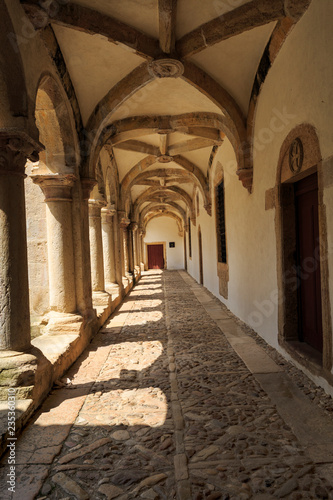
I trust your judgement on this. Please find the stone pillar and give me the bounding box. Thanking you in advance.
[119,212,130,278]
[88,199,107,293]
[128,226,134,274]
[130,222,139,278]
[101,204,117,291]
[113,210,124,295]
[0,137,39,352]
[33,174,77,314]
[73,178,96,318]
[139,227,145,271]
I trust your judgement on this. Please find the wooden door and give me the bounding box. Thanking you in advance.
[198,229,203,285]
[147,244,164,269]
[295,173,323,352]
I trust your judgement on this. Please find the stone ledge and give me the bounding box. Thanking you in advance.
[0,399,34,458]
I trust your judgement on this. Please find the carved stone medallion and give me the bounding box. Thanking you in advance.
[289,137,304,174]
[148,59,184,79]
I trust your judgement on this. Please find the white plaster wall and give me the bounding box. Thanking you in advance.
[186,0,333,352]
[144,217,184,270]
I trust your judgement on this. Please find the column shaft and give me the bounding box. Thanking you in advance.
[101,207,116,287]
[33,175,77,314]
[0,137,39,351]
[89,200,106,292]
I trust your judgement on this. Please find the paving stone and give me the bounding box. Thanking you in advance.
[1,271,333,499]
[52,472,89,500]
[98,483,124,499]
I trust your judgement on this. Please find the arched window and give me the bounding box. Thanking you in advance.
[188,216,192,258]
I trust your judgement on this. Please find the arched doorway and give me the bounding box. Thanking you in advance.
[276,125,331,371]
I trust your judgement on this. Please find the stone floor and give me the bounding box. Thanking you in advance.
[1,270,333,499]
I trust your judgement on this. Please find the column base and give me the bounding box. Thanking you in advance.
[42,311,84,335]
[92,291,111,307]
[105,282,120,298]
[0,349,39,400]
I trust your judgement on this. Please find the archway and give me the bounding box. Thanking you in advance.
[276,124,332,372]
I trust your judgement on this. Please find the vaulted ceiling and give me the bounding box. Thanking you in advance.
[21,0,311,231]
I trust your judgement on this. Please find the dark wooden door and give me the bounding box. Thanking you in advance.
[147,244,164,269]
[198,230,203,285]
[295,173,323,352]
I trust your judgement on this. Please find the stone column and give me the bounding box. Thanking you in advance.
[130,222,139,277]
[33,174,77,314]
[128,226,134,274]
[101,204,117,291]
[73,178,96,318]
[139,227,145,271]
[118,212,130,278]
[113,210,124,295]
[0,137,39,352]
[88,198,107,293]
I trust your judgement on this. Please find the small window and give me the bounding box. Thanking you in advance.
[216,181,227,263]
[188,217,192,258]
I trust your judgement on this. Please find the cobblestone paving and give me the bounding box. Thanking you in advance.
[1,271,333,499]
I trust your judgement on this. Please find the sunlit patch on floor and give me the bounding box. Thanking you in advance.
[78,388,168,427]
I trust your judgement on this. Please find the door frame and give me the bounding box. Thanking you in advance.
[145,242,166,270]
[275,124,332,376]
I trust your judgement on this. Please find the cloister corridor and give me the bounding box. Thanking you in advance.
[1,271,333,500]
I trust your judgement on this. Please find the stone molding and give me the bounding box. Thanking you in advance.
[32,174,77,201]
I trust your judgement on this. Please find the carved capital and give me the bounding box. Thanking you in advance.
[81,178,97,200]
[32,174,77,202]
[0,134,41,177]
[88,198,107,218]
[101,204,117,221]
[118,212,131,229]
[129,222,139,232]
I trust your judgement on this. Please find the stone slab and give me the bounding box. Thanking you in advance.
[256,372,333,462]
[227,338,282,374]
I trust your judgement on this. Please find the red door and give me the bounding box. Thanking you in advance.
[295,173,323,352]
[147,244,164,269]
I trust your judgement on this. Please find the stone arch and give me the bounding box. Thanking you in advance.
[34,73,79,174]
[121,163,208,212]
[143,211,184,237]
[275,123,332,376]
[133,186,194,221]
[140,202,186,226]
[84,64,247,187]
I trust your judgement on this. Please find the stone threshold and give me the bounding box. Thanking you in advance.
[0,275,139,459]
[178,271,333,483]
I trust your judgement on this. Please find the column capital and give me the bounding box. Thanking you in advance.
[32,174,77,201]
[130,222,138,232]
[81,178,97,200]
[101,204,117,220]
[0,133,42,176]
[88,198,107,218]
[118,211,130,229]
